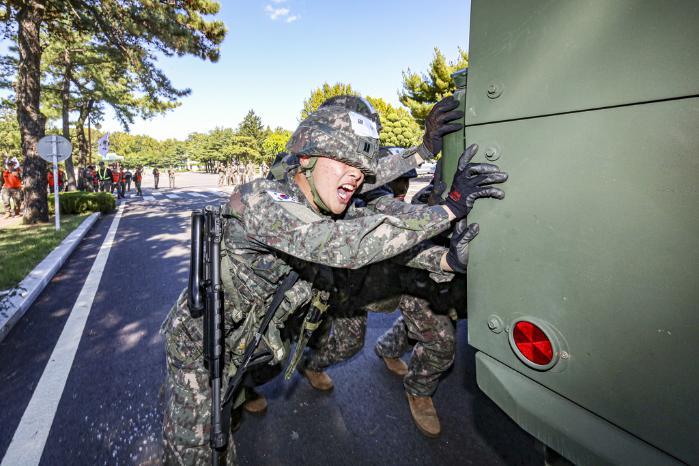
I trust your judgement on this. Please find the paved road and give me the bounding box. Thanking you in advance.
[0,173,542,465]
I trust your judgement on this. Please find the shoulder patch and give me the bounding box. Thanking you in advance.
[279,201,323,224]
[266,190,298,203]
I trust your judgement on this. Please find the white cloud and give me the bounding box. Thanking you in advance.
[265,3,298,22]
[264,5,290,20]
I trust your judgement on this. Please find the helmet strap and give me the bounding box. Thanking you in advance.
[302,157,332,215]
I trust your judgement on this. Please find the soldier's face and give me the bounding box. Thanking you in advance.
[309,156,364,214]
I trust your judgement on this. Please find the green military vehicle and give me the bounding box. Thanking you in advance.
[441,1,699,464]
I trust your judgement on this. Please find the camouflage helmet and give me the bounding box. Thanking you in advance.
[286,105,379,176]
[319,95,382,133]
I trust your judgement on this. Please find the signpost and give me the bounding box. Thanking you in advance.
[37,135,72,231]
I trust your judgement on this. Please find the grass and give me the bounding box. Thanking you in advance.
[0,213,91,290]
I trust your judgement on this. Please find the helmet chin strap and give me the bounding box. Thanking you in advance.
[302,157,332,215]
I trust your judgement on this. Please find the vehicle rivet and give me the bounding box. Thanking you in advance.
[487,315,504,333]
[486,83,503,99]
[484,148,500,161]
[560,351,570,360]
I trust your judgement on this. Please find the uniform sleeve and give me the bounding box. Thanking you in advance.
[243,191,451,270]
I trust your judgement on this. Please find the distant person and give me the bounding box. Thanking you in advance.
[124,168,133,192]
[97,161,112,193]
[217,163,225,186]
[168,168,175,188]
[134,167,143,196]
[152,167,160,189]
[116,167,126,199]
[2,158,23,218]
[47,166,65,193]
[91,166,99,192]
[110,164,121,194]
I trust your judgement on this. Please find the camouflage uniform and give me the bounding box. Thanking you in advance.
[375,295,456,397]
[161,106,455,465]
[304,189,463,396]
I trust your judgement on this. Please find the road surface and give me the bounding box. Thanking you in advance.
[0,172,542,465]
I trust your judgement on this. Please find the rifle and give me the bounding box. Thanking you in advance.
[188,206,226,463]
[189,206,299,464]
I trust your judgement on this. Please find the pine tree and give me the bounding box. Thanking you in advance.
[399,48,468,127]
[300,83,357,120]
[1,0,226,223]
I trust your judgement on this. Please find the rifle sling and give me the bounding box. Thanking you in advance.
[218,269,300,438]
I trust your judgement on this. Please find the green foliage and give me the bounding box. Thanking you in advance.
[399,48,468,126]
[262,128,292,160]
[0,213,91,290]
[0,107,21,159]
[48,192,116,214]
[300,83,357,120]
[366,97,421,148]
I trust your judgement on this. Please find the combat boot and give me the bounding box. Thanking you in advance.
[406,393,441,438]
[243,389,268,415]
[301,368,334,391]
[381,356,408,377]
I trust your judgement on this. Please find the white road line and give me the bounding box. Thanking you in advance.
[165,194,181,199]
[150,191,163,197]
[143,195,156,201]
[187,192,206,197]
[1,204,126,466]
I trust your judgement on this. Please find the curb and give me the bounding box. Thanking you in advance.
[0,212,101,344]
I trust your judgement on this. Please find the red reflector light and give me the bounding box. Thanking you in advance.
[512,321,554,366]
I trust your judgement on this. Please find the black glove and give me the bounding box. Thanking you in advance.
[445,144,508,219]
[422,96,464,157]
[446,220,479,273]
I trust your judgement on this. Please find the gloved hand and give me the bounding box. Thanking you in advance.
[445,144,508,219]
[421,96,464,158]
[446,220,479,273]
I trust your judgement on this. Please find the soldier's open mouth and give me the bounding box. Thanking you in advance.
[337,184,355,204]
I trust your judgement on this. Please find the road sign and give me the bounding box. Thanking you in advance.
[37,135,72,231]
[37,135,72,162]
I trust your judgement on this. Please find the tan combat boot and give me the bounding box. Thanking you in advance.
[243,390,268,415]
[381,356,408,377]
[302,368,334,391]
[406,393,441,438]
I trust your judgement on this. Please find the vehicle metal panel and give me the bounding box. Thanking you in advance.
[466,97,699,464]
[466,0,699,125]
[475,353,685,466]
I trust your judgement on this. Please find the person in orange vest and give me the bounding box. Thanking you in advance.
[2,157,23,217]
[110,164,122,195]
[115,166,127,199]
[133,166,143,196]
[47,166,66,193]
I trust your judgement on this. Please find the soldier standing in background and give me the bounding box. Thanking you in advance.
[218,163,226,186]
[153,167,160,189]
[168,168,176,188]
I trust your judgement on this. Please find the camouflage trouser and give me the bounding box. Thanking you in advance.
[162,331,237,466]
[304,310,367,371]
[375,295,455,397]
[1,187,22,212]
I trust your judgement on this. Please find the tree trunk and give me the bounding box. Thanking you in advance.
[16,1,48,224]
[61,51,77,191]
[74,99,94,168]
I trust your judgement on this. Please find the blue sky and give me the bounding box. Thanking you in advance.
[99,1,471,139]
